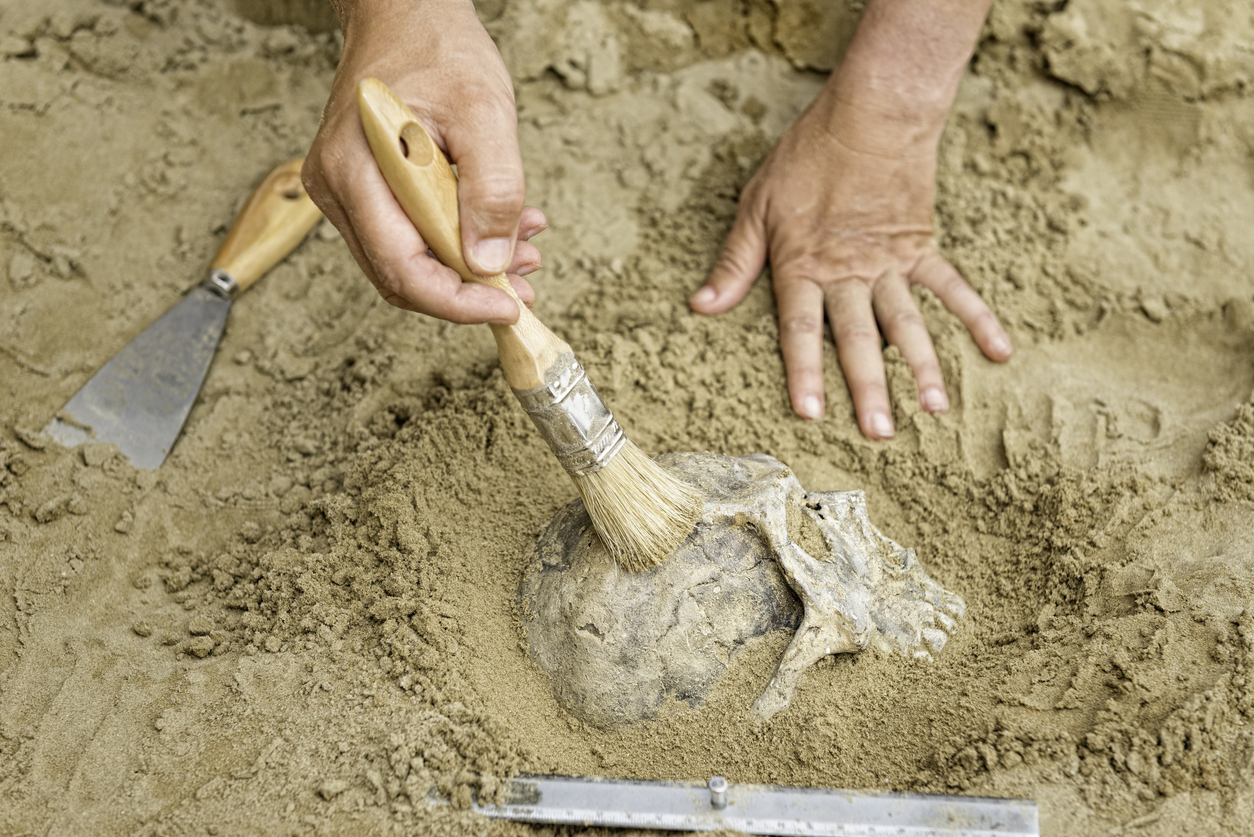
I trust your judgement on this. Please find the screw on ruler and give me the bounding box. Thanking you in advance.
[708,776,728,810]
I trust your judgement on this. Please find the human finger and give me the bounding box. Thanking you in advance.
[519,206,547,241]
[691,189,768,314]
[774,274,828,420]
[302,155,417,310]
[826,279,894,439]
[329,203,407,308]
[445,98,527,276]
[872,274,948,413]
[913,253,1012,362]
[301,164,373,283]
[304,132,441,313]
[510,240,541,276]
[507,274,536,307]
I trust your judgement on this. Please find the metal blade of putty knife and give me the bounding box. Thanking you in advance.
[42,158,322,469]
[472,774,1038,837]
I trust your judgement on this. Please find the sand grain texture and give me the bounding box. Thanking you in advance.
[2,1,1254,835]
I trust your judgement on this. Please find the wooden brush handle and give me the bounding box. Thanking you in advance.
[209,158,323,293]
[356,77,568,391]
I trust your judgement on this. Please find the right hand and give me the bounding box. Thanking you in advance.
[302,0,546,324]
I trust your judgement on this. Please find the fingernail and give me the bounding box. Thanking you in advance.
[472,238,512,274]
[799,395,823,420]
[991,337,1012,359]
[520,223,547,241]
[691,286,717,307]
[921,387,949,413]
[870,412,894,438]
[516,262,542,277]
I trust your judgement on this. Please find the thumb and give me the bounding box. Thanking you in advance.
[690,195,768,315]
[445,102,527,276]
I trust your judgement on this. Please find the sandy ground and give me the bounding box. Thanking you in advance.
[2,0,1254,834]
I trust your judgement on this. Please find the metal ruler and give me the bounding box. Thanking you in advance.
[473,774,1038,836]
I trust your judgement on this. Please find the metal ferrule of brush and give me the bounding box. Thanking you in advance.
[513,356,626,477]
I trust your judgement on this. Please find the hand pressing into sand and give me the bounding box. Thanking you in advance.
[303,0,545,324]
[690,0,1012,439]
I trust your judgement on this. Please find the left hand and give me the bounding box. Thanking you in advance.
[689,86,1011,439]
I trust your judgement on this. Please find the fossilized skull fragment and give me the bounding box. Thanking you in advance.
[520,452,964,728]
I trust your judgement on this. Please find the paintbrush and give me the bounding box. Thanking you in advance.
[356,78,700,571]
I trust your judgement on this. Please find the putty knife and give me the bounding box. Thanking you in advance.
[42,158,322,468]
[472,774,1038,836]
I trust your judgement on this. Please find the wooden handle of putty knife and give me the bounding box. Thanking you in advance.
[356,77,569,391]
[209,157,323,293]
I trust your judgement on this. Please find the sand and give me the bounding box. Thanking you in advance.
[2,0,1253,834]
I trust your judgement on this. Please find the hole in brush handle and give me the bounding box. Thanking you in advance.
[399,121,435,167]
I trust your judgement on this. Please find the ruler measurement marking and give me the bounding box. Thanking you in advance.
[483,808,1015,836]
[470,774,1038,837]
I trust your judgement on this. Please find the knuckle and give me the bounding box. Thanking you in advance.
[299,156,331,206]
[971,309,1001,336]
[884,308,926,332]
[773,256,824,288]
[371,275,409,310]
[929,265,968,298]
[837,321,881,344]
[446,99,517,148]
[461,91,518,126]
[461,175,525,223]
[298,156,318,191]
[974,307,999,326]
[910,356,943,378]
[848,372,888,396]
[467,176,525,208]
[712,248,758,282]
[779,314,825,337]
[787,360,824,381]
[381,292,411,312]
[299,143,355,217]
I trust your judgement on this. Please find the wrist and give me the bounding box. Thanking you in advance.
[830,57,959,129]
[819,0,991,151]
[333,0,476,41]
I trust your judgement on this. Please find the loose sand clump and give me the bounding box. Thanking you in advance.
[3,1,1254,835]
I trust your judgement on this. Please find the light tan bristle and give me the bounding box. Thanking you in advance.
[571,441,703,572]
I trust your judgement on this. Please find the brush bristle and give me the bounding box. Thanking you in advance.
[571,441,703,572]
